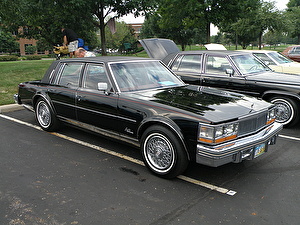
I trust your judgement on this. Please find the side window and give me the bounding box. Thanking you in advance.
[254,53,275,65]
[291,47,300,54]
[83,64,110,90]
[56,63,83,87]
[177,55,201,73]
[205,56,231,75]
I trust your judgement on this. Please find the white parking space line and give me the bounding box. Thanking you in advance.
[50,132,145,166]
[279,134,300,142]
[1,113,239,195]
[52,132,237,196]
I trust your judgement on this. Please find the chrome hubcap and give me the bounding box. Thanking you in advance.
[145,134,174,170]
[272,99,293,125]
[37,102,50,127]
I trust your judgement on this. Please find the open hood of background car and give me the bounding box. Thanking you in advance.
[204,43,227,50]
[139,38,180,60]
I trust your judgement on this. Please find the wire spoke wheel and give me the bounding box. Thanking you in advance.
[145,133,174,171]
[36,101,51,128]
[141,125,188,179]
[35,98,60,131]
[270,97,299,127]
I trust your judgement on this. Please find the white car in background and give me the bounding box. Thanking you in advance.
[241,50,300,75]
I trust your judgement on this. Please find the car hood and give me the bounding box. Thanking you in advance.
[280,62,300,68]
[139,38,180,60]
[127,85,271,124]
[247,71,300,85]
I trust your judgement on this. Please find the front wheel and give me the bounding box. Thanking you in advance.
[35,98,60,131]
[270,96,299,127]
[141,125,189,179]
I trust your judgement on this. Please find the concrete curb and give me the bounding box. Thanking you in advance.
[0,104,23,113]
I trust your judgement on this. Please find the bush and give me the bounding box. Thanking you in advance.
[25,45,37,55]
[25,55,42,60]
[0,55,18,61]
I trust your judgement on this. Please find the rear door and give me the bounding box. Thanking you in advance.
[48,62,83,120]
[170,54,203,85]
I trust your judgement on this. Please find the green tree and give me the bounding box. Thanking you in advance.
[254,2,285,49]
[0,0,156,55]
[286,0,300,44]
[0,31,19,54]
[142,0,257,47]
[221,1,285,49]
[140,13,161,39]
[0,0,98,49]
[219,0,260,49]
[287,0,300,7]
[25,45,37,55]
[105,21,137,53]
[73,0,157,55]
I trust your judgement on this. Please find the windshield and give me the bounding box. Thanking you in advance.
[268,52,293,64]
[231,54,271,74]
[110,60,185,92]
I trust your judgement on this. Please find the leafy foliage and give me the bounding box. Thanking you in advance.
[287,1,300,43]
[0,0,157,54]
[105,21,137,52]
[0,32,19,53]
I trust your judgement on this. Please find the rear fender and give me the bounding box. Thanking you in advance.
[32,93,56,114]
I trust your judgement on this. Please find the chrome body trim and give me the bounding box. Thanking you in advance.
[58,116,140,147]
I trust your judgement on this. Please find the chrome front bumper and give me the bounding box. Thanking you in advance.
[196,122,283,167]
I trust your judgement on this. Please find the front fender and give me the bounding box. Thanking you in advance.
[137,116,191,160]
[262,90,300,101]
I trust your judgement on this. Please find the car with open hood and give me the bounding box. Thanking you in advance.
[140,38,300,127]
[14,56,282,178]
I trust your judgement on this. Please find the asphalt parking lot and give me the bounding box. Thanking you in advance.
[1,105,300,225]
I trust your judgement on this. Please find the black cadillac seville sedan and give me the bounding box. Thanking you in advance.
[140,38,300,127]
[14,57,282,178]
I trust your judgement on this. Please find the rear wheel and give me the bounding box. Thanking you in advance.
[35,98,60,131]
[270,96,299,127]
[141,125,189,179]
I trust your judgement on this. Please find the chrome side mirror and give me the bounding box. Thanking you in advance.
[225,68,234,76]
[97,82,108,91]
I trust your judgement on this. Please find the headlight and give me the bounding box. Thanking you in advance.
[267,107,276,124]
[198,122,239,144]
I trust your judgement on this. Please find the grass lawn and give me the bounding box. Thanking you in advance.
[0,60,54,105]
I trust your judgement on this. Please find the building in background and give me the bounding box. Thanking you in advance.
[127,23,143,39]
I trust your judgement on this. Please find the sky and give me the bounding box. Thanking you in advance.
[119,0,290,25]
[274,0,289,10]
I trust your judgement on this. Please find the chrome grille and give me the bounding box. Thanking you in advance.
[238,111,268,136]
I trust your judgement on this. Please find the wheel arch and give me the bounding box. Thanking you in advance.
[262,90,300,102]
[262,91,300,127]
[32,93,56,114]
[137,118,191,161]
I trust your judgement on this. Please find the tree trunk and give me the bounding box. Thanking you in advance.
[258,31,263,50]
[181,43,185,51]
[235,32,238,50]
[99,7,107,56]
[206,22,211,43]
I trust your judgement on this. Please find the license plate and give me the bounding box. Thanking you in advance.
[254,143,266,158]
